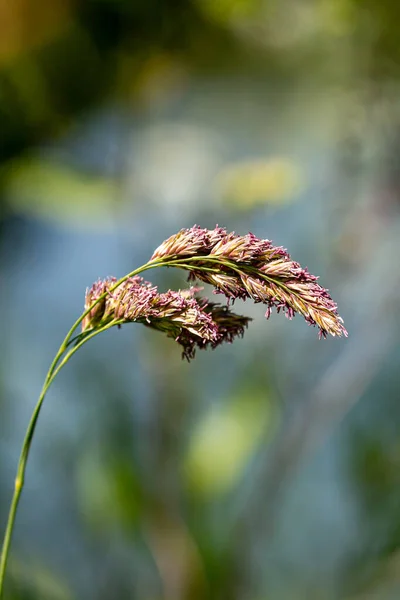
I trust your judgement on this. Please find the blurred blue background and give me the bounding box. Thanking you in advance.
[1,1,400,598]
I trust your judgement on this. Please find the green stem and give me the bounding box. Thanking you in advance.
[0,258,165,597]
[0,320,119,597]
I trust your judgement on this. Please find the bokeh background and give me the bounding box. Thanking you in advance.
[1,1,400,599]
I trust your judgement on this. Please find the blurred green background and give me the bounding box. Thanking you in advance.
[1,1,400,599]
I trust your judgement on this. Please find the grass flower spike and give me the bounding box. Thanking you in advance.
[151,225,347,339]
[0,224,346,598]
[83,277,251,360]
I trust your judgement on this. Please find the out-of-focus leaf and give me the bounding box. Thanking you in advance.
[215,157,304,210]
[144,512,208,600]
[0,0,72,66]
[9,559,72,600]
[345,549,400,599]
[318,0,356,37]
[4,158,119,229]
[128,53,189,107]
[75,449,141,534]
[196,0,259,26]
[184,390,276,497]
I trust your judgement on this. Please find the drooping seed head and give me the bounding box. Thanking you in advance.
[150,226,347,339]
[83,277,251,360]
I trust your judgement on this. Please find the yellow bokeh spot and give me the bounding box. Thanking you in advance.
[215,157,304,210]
[184,392,276,497]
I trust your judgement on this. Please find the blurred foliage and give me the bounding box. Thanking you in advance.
[0,0,234,166]
[3,158,118,228]
[76,449,143,535]
[7,559,72,600]
[1,0,400,167]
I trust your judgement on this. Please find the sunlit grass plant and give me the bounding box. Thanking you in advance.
[0,225,347,597]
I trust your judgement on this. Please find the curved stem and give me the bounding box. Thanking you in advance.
[0,320,119,597]
[0,261,166,597]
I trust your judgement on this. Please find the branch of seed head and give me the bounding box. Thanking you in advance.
[151,226,347,339]
[155,257,346,339]
[83,276,251,360]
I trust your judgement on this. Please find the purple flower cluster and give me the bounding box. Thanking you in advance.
[151,225,347,338]
[83,277,250,360]
[83,225,346,361]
